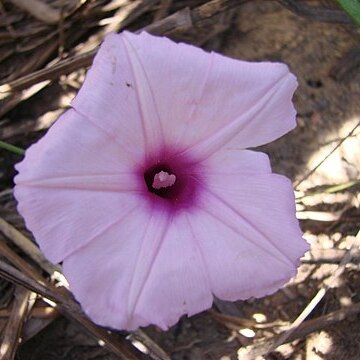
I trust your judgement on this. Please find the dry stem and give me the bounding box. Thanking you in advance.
[0,287,33,360]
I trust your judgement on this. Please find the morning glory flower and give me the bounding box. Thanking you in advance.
[14,31,308,331]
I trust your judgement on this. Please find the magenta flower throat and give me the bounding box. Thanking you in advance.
[140,149,202,210]
[14,31,309,331]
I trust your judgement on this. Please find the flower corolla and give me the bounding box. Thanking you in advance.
[14,31,308,330]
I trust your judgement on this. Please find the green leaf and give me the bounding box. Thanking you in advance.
[0,140,25,156]
[337,0,360,26]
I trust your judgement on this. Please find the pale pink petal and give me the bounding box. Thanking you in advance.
[62,207,149,330]
[184,69,297,160]
[115,32,297,160]
[15,186,141,264]
[190,172,308,301]
[63,210,212,330]
[14,109,143,263]
[71,33,164,155]
[132,212,212,330]
[199,148,272,175]
[15,109,140,181]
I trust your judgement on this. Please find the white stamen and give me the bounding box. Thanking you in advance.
[152,171,176,189]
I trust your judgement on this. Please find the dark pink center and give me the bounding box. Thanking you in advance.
[144,163,181,200]
[139,150,202,211]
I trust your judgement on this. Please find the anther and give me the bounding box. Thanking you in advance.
[152,171,176,189]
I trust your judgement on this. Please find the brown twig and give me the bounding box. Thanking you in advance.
[0,287,33,360]
[210,310,287,329]
[0,217,61,276]
[238,302,360,359]
[296,179,360,201]
[302,248,360,264]
[0,81,50,118]
[100,0,160,34]
[0,305,58,319]
[0,260,70,313]
[131,330,172,360]
[0,108,63,139]
[0,52,90,93]
[0,238,47,284]
[22,304,60,342]
[294,121,360,189]
[143,7,192,36]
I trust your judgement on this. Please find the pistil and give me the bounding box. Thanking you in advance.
[152,171,176,190]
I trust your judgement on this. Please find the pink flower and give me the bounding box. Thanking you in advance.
[14,32,308,330]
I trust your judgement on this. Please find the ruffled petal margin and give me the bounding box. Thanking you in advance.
[63,209,212,330]
[191,156,309,300]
